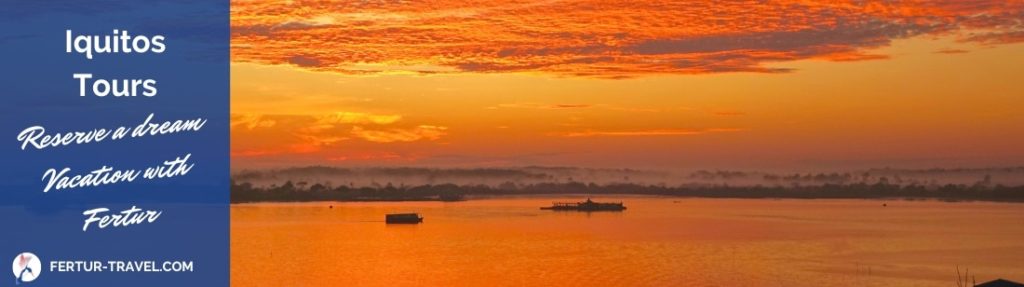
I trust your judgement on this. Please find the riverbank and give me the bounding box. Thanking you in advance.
[231,181,1024,203]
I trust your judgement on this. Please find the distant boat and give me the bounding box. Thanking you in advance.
[541,198,626,212]
[385,213,423,224]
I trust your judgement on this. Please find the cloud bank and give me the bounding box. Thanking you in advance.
[232,0,1024,77]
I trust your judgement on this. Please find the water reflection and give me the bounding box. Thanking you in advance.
[232,197,1024,286]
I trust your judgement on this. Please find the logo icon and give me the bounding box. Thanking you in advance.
[12,252,40,284]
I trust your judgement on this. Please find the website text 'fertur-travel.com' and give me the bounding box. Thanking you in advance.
[50,260,195,273]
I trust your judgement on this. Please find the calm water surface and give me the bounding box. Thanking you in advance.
[232,197,1024,286]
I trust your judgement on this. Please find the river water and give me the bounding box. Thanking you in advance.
[232,196,1024,286]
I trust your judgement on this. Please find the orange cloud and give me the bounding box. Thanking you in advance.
[489,103,593,110]
[934,48,970,54]
[232,114,277,130]
[351,125,448,143]
[713,111,746,116]
[326,151,420,162]
[560,128,744,137]
[231,149,278,158]
[314,112,401,125]
[549,104,592,109]
[231,112,446,158]
[231,1,1024,77]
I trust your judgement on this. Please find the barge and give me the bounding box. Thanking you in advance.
[541,198,626,212]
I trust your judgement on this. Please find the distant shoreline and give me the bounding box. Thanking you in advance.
[230,195,1024,205]
[231,181,1024,204]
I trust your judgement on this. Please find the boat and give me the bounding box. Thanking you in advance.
[540,198,626,212]
[385,213,423,224]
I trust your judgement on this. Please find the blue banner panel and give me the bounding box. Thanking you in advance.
[0,0,229,286]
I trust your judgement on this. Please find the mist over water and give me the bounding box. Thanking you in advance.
[233,166,1024,188]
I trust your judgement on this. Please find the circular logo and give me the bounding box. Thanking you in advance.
[12,252,41,284]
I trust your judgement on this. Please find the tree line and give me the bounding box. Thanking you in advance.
[231,180,1024,203]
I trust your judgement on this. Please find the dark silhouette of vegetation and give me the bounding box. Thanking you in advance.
[231,179,1024,203]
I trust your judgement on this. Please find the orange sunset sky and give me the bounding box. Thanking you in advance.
[229,0,1024,171]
